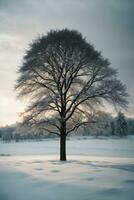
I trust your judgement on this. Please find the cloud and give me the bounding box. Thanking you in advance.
[0,0,134,124]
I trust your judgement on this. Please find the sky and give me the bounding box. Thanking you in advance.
[0,0,134,126]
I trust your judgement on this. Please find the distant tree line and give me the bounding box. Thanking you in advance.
[0,111,134,142]
[0,125,53,142]
[85,111,129,138]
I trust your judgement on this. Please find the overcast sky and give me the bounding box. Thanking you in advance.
[0,0,134,125]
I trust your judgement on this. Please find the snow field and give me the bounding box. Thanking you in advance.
[0,136,134,200]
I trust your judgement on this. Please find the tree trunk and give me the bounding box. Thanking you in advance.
[60,134,66,161]
[60,122,66,161]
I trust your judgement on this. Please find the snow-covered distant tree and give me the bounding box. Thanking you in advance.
[116,112,128,137]
[16,29,128,160]
[127,118,134,135]
[1,126,14,142]
[0,129,2,138]
[93,111,113,137]
[110,121,116,136]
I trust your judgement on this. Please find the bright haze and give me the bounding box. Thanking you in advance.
[0,0,134,125]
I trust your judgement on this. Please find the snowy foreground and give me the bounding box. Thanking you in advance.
[0,136,134,200]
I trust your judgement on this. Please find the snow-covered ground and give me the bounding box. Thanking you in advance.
[0,136,134,200]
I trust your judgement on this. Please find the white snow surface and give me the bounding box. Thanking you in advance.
[0,136,134,200]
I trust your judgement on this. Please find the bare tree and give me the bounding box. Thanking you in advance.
[116,112,128,137]
[16,29,128,160]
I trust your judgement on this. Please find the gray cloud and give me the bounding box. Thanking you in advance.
[0,0,134,124]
